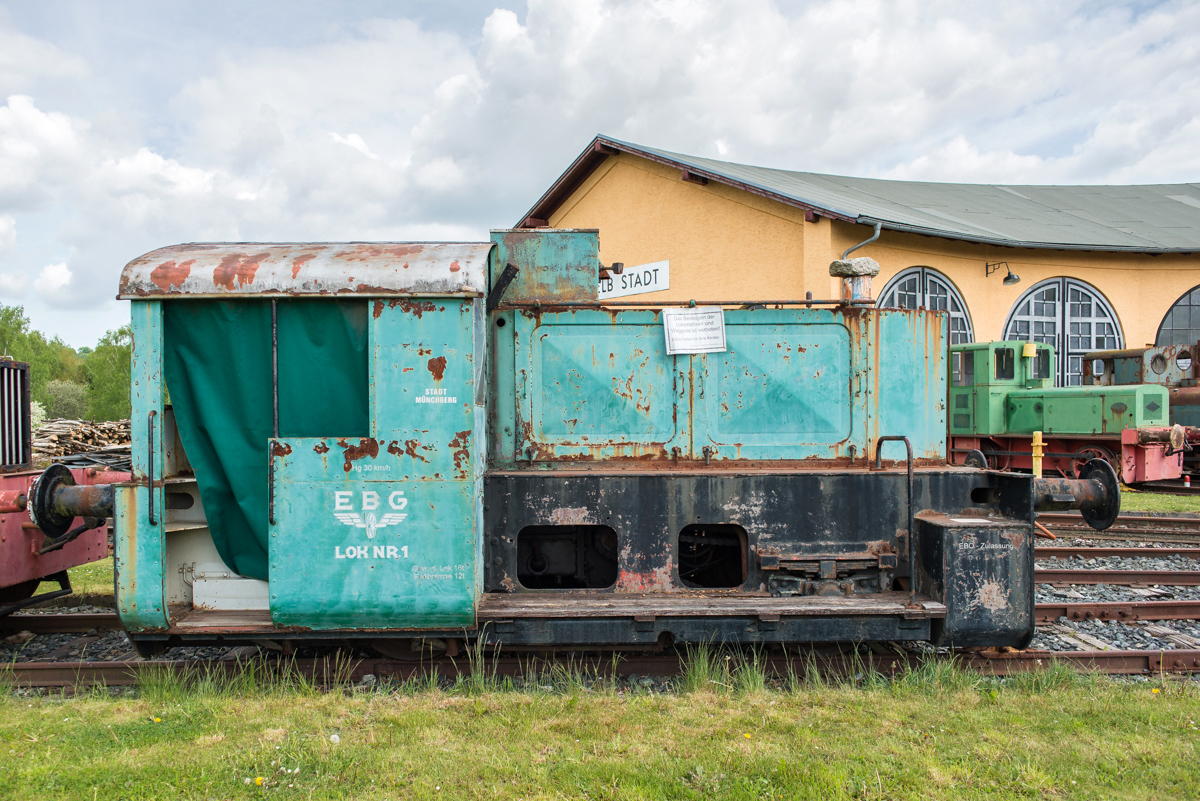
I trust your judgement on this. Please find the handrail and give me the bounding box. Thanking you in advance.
[147,409,157,526]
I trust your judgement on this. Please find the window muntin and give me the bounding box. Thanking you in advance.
[952,351,975,386]
[995,348,1015,380]
[1032,350,1052,380]
[1156,286,1200,347]
[1004,278,1123,387]
[878,267,973,345]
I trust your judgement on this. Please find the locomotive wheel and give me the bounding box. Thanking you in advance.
[0,580,39,604]
[964,449,988,469]
[1068,446,1117,481]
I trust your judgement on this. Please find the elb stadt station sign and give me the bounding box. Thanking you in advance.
[598,260,669,300]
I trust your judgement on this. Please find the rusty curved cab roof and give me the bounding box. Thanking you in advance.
[118,242,492,299]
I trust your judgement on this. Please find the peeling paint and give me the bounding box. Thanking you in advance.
[548,506,590,525]
[338,437,379,472]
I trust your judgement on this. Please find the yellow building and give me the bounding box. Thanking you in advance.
[517,136,1200,386]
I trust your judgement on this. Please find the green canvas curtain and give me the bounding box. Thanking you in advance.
[163,300,369,580]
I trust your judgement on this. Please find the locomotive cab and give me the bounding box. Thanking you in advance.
[951,340,1179,483]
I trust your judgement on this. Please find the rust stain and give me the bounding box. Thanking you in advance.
[333,244,423,261]
[617,563,674,592]
[1001,530,1025,549]
[149,259,193,291]
[212,252,268,289]
[449,430,471,478]
[312,442,329,454]
[270,442,293,458]
[386,441,404,457]
[338,437,379,472]
[291,253,316,279]
[449,260,461,272]
[428,356,447,381]
[404,440,429,463]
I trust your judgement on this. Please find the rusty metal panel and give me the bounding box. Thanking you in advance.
[873,309,948,462]
[267,299,479,630]
[0,468,109,591]
[490,229,599,304]
[118,242,492,299]
[1084,342,1197,387]
[916,511,1033,649]
[695,310,853,460]
[115,300,168,632]
[513,309,687,461]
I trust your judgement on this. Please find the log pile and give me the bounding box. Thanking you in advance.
[33,419,132,460]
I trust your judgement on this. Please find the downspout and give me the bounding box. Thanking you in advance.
[829,221,883,303]
[842,221,882,260]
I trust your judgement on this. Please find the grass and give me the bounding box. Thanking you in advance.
[1119,487,1200,514]
[66,557,114,597]
[0,655,1196,799]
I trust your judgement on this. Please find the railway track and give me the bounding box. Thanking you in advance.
[1035,569,1200,585]
[1037,512,1200,543]
[0,530,1195,684]
[1035,599,1200,623]
[1,647,1198,688]
[1036,545,1200,559]
[0,613,120,634]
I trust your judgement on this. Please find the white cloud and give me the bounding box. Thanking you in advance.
[0,94,88,207]
[0,271,27,297]
[0,23,87,96]
[0,214,13,250]
[33,262,71,299]
[0,0,1199,347]
[329,133,380,160]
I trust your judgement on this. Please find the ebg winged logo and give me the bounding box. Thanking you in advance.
[333,511,407,539]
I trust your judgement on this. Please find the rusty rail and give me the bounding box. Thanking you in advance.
[1035,569,1200,585]
[3,648,1199,688]
[1037,546,1200,559]
[0,612,120,634]
[1035,600,1200,623]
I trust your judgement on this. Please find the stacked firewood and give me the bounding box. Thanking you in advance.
[32,419,132,459]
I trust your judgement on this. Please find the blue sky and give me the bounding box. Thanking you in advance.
[0,0,1197,346]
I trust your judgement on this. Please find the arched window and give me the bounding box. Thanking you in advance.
[877,267,973,344]
[1004,278,1122,386]
[1156,286,1200,346]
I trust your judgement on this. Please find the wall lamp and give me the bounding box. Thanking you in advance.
[986,261,1020,285]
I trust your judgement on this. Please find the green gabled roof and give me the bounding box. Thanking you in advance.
[520,135,1200,253]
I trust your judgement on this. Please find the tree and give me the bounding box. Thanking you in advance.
[82,325,132,421]
[0,304,80,407]
[45,379,88,419]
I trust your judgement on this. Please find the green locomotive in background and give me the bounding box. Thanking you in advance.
[949,341,1180,483]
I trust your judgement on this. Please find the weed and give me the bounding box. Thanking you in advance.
[680,642,729,693]
[732,648,768,694]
